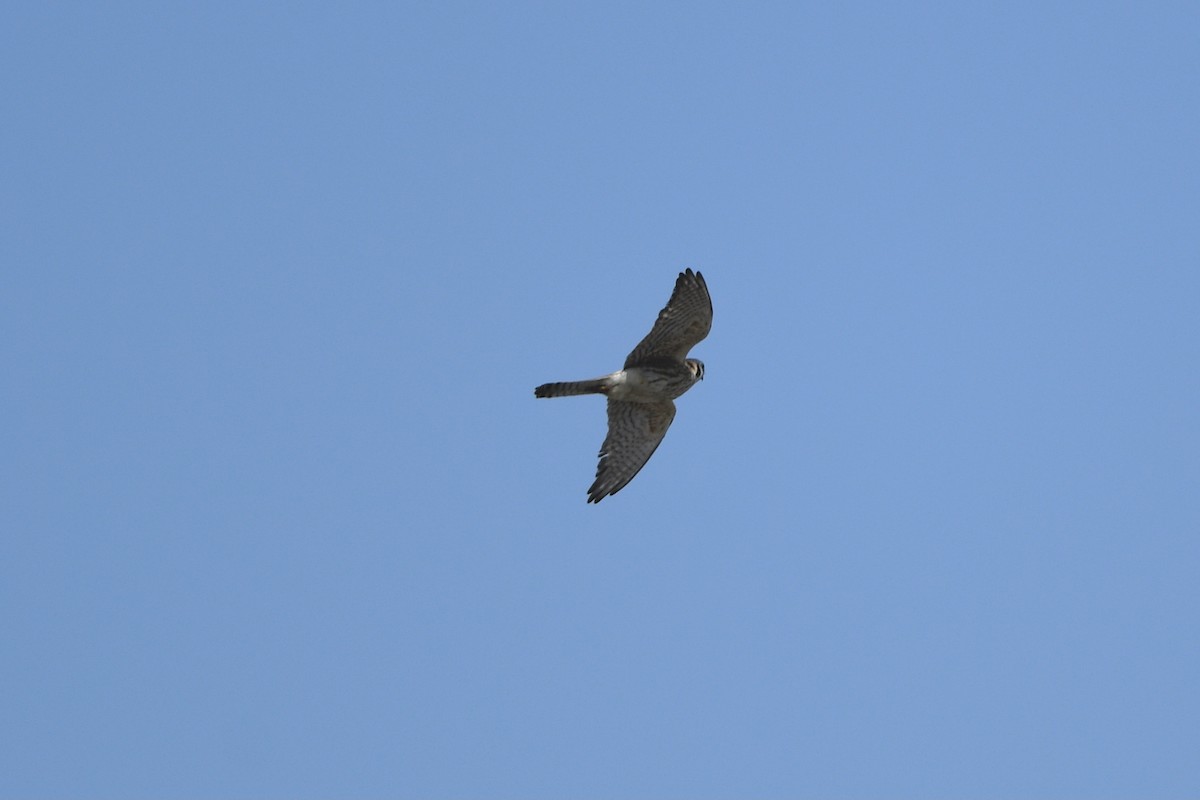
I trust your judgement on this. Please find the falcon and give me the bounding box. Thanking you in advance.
[534,268,712,503]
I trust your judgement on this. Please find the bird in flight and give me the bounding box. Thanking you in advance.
[534,268,712,503]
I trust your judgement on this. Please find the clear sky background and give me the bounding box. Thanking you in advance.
[3,2,1198,798]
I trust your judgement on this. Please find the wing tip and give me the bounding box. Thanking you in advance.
[586,484,609,504]
[680,267,707,292]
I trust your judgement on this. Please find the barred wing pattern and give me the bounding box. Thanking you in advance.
[587,400,677,503]
[624,268,713,367]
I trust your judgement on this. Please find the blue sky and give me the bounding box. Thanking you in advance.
[3,2,1198,797]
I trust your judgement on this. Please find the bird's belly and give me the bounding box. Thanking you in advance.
[609,366,695,402]
[607,383,660,402]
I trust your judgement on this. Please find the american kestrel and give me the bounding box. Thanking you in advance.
[534,268,712,503]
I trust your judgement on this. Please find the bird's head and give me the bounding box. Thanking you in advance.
[687,359,705,381]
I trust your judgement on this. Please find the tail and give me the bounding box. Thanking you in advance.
[534,377,609,398]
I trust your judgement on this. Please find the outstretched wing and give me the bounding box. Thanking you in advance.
[624,269,712,368]
[587,400,677,503]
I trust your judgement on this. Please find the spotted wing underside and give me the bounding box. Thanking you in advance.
[587,400,677,503]
[624,269,712,368]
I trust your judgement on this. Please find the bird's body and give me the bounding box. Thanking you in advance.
[534,269,712,503]
[534,359,704,403]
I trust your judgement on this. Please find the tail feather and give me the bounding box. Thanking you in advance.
[534,378,608,398]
